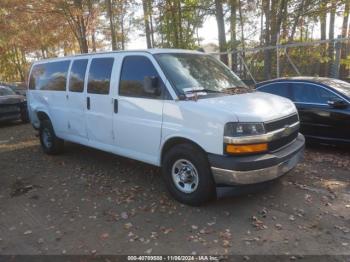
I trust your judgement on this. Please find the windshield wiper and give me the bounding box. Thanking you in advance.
[222,86,253,94]
[190,89,221,93]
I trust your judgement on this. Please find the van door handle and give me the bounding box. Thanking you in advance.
[114,99,118,113]
[87,97,90,110]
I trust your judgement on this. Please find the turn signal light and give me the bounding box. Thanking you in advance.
[226,143,268,154]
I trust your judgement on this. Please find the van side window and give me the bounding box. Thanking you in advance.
[69,59,88,92]
[29,61,70,91]
[119,56,163,99]
[87,58,114,94]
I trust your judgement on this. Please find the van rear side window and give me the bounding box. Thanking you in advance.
[87,58,114,94]
[29,61,70,91]
[69,59,88,92]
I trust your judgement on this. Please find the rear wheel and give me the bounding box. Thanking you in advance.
[39,119,64,155]
[161,143,216,206]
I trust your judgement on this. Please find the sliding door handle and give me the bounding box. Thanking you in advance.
[87,97,90,110]
[114,99,118,114]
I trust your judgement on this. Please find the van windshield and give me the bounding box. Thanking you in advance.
[154,53,248,97]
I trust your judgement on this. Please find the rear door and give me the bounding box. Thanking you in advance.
[85,57,115,145]
[66,59,88,139]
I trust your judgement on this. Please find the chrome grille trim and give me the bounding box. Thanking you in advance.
[223,121,300,145]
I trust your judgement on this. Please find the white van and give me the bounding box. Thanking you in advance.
[27,49,304,205]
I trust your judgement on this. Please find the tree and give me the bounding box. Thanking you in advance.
[340,0,350,78]
[263,0,271,79]
[319,0,328,76]
[106,0,117,50]
[230,0,238,71]
[142,0,153,48]
[215,0,228,64]
[328,0,336,75]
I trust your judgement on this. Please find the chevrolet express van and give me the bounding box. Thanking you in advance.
[27,49,304,205]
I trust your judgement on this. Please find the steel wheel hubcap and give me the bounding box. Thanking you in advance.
[42,128,52,148]
[171,159,199,194]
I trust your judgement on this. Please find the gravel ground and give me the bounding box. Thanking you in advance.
[0,122,349,258]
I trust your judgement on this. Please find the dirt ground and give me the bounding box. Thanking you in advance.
[0,122,349,258]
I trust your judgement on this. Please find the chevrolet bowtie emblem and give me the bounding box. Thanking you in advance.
[283,124,292,136]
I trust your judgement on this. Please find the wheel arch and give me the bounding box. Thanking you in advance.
[160,136,208,165]
[36,110,51,125]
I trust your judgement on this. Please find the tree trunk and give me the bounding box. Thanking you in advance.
[148,0,155,47]
[319,2,327,77]
[289,0,304,42]
[328,0,336,76]
[142,0,152,48]
[12,46,25,82]
[215,0,228,65]
[230,0,237,71]
[177,0,183,48]
[238,0,246,78]
[73,0,89,53]
[340,1,350,78]
[106,0,117,50]
[121,13,125,50]
[79,17,89,53]
[263,0,271,79]
[88,0,96,52]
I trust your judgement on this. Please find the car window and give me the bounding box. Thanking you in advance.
[29,61,71,91]
[258,83,290,99]
[87,58,114,94]
[318,78,350,97]
[119,56,163,99]
[69,59,88,92]
[292,84,339,104]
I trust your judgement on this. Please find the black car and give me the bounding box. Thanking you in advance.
[256,77,350,146]
[0,86,29,123]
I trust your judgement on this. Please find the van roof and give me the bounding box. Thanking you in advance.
[32,48,203,64]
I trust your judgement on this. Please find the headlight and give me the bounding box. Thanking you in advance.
[224,122,265,137]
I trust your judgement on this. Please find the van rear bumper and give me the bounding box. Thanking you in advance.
[209,133,305,185]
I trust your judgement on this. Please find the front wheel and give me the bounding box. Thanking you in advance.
[161,143,216,206]
[39,119,64,155]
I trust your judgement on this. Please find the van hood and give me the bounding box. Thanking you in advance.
[196,92,297,122]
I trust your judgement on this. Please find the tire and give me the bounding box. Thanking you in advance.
[161,143,216,206]
[20,110,29,123]
[39,119,64,155]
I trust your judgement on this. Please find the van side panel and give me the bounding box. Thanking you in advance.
[28,60,71,137]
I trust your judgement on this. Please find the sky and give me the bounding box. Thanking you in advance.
[127,16,219,50]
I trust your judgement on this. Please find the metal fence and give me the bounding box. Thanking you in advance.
[210,37,350,85]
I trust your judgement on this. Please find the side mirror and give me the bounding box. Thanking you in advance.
[143,76,161,96]
[327,98,348,109]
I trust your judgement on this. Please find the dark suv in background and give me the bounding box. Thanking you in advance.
[0,85,28,123]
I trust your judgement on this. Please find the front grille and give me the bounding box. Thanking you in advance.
[268,130,298,151]
[264,114,299,133]
[264,114,299,152]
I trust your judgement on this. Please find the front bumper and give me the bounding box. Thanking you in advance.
[209,133,305,185]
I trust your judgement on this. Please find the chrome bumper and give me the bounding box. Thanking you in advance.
[211,145,304,185]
